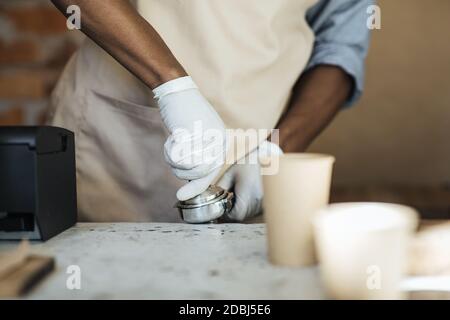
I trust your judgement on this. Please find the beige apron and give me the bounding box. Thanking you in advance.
[47,0,317,222]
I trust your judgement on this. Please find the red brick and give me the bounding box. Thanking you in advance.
[0,39,40,65]
[46,40,78,68]
[2,6,67,35]
[0,70,59,99]
[0,106,24,125]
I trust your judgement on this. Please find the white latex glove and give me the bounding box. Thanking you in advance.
[153,76,227,201]
[217,141,283,222]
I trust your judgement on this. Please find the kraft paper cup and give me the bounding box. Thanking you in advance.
[313,203,419,300]
[262,153,335,267]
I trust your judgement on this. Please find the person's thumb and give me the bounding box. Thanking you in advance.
[225,192,247,222]
[216,169,234,191]
[176,168,220,201]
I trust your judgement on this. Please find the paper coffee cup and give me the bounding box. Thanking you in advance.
[313,202,419,299]
[263,153,335,267]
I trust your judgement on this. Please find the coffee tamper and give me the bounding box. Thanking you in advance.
[176,185,234,223]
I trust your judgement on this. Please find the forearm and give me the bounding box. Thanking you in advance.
[277,65,353,152]
[51,0,186,89]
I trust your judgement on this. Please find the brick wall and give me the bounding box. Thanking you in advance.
[0,0,83,125]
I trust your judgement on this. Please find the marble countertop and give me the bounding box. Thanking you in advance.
[0,223,325,299]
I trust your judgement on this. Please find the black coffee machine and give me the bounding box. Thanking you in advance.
[0,126,77,240]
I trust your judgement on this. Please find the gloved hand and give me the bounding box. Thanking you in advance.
[153,76,227,201]
[217,140,283,221]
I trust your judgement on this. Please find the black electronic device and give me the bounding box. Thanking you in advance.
[0,126,77,240]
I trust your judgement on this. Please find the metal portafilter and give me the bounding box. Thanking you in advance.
[175,185,234,223]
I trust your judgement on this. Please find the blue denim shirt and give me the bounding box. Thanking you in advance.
[307,0,374,106]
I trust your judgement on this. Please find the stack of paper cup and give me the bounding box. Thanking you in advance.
[313,203,419,299]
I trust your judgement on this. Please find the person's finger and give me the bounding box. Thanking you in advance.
[176,168,220,201]
[164,135,225,170]
[216,169,234,191]
[226,194,246,222]
[164,135,197,170]
[225,181,248,222]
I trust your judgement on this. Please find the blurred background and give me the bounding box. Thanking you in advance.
[310,0,450,218]
[0,0,449,218]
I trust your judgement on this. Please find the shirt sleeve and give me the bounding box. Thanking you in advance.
[306,0,374,106]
